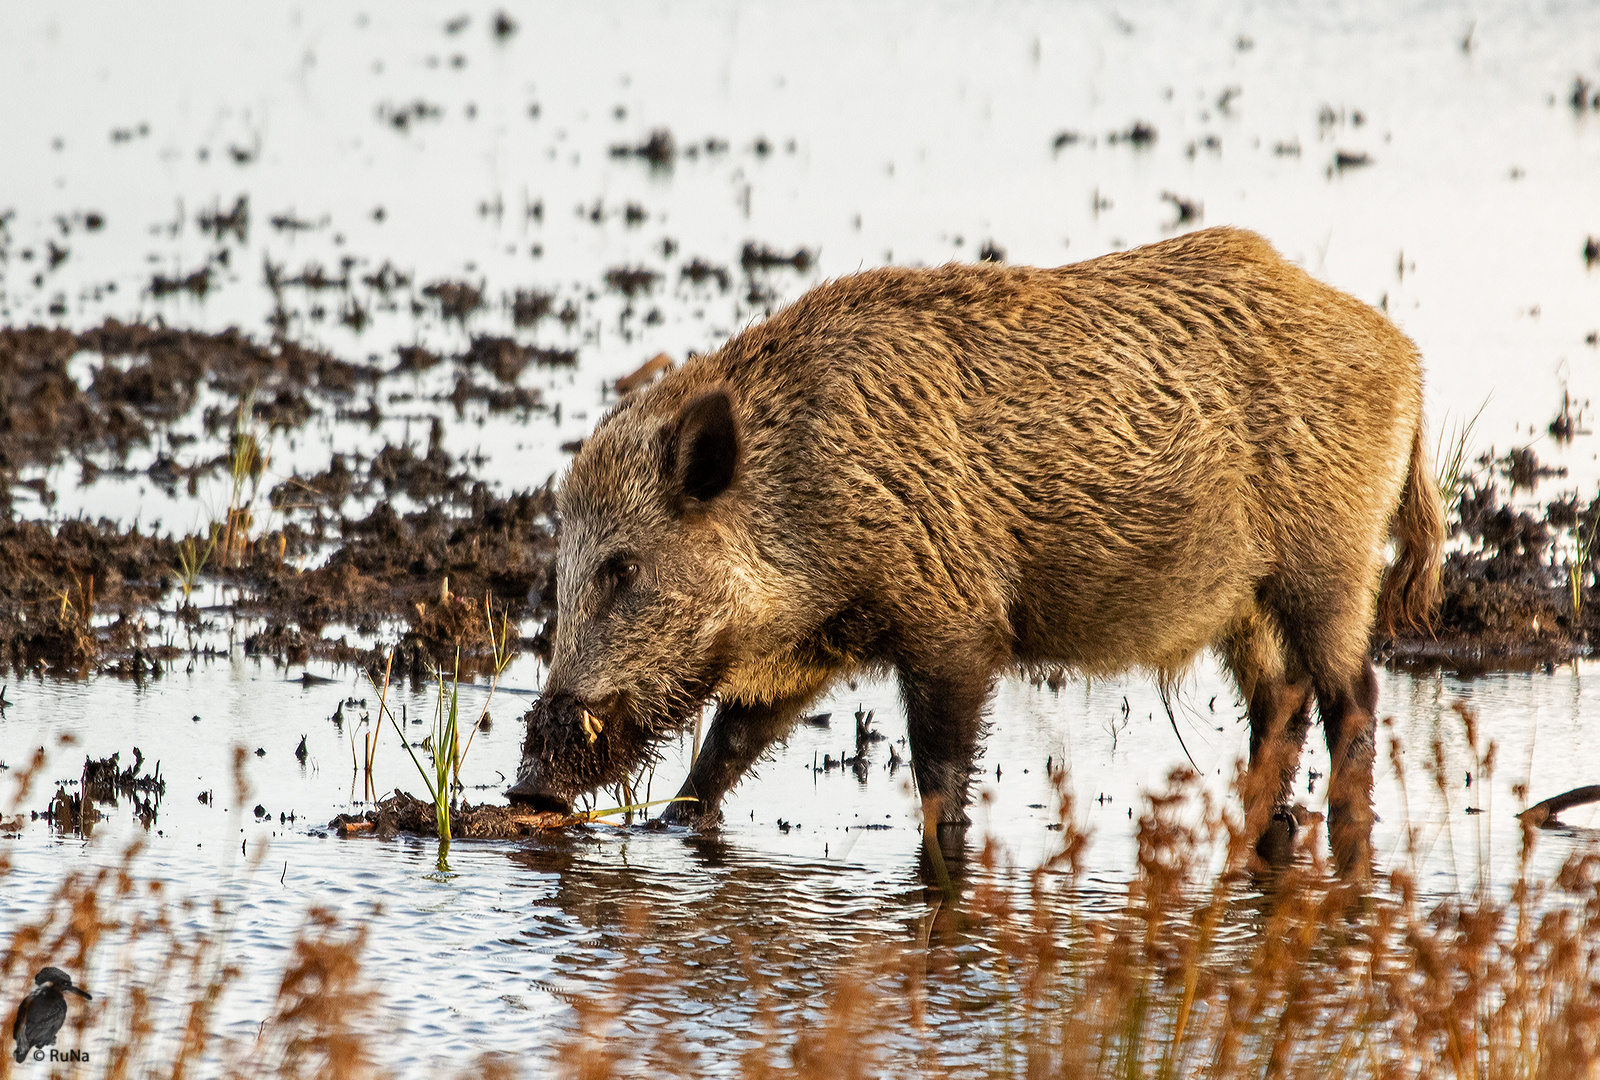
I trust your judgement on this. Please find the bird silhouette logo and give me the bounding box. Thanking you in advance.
[11,967,92,1064]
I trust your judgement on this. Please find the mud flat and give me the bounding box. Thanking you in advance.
[0,319,564,678]
[1382,447,1600,674]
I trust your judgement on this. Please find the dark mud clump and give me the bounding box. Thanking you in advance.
[0,517,184,674]
[739,243,814,273]
[149,265,213,298]
[604,266,660,298]
[509,288,553,328]
[1384,446,1600,672]
[420,279,484,321]
[393,343,442,374]
[608,128,675,168]
[461,334,575,383]
[1501,445,1565,490]
[0,320,379,482]
[681,258,731,291]
[329,788,572,839]
[197,196,249,243]
[1107,121,1158,146]
[443,374,541,415]
[738,244,816,309]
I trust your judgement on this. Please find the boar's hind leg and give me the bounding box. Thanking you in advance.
[899,663,995,829]
[1277,584,1380,877]
[1312,661,1378,876]
[660,693,820,826]
[1223,614,1313,868]
[1245,678,1313,867]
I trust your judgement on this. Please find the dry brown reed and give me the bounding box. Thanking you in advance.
[548,722,1600,1079]
[4,713,1599,1079]
[0,745,504,1080]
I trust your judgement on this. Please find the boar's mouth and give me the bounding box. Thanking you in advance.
[510,692,661,812]
[504,776,573,814]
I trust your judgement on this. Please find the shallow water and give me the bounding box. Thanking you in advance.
[5,657,1600,1073]
[3,0,1600,1074]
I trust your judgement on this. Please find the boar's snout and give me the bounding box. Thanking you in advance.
[507,691,583,812]
[509,690,644,813]
[505,772,572,814]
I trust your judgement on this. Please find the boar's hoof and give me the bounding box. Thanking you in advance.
[1253,807,1298,869]
[658,798,720,829]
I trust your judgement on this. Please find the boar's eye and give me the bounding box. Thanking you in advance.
[599,555,641,592]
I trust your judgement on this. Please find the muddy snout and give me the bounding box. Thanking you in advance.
[504,770,572,813]
[507,691,633,811]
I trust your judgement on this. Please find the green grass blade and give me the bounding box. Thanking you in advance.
[575,796,698,822]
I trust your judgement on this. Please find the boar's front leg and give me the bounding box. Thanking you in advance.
[899,662,996,830]
[660,693,819,827]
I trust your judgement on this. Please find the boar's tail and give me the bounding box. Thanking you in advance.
[1376,421,1445,636]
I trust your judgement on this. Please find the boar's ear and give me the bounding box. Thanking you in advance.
[670,390,740,507]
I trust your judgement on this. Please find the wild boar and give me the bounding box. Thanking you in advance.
[509,226,1442,871]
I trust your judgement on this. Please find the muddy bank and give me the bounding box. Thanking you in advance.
[0,321,380,490]
[0,516,185,672]
[0,318,566,677]
[0,483,559,678]
[1380,447,1600,673]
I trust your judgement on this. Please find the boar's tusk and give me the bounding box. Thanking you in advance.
[581,709,603,744]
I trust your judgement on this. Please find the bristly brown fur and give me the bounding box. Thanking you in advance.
[514,226,1441,868]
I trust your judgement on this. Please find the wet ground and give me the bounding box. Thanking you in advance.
[4,0,1600,1075]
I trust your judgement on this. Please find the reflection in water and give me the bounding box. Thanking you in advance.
[498,831,935,1068]
[3,700,1599,1076]
[38,747,168,835]
[499,819,1148,1066]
